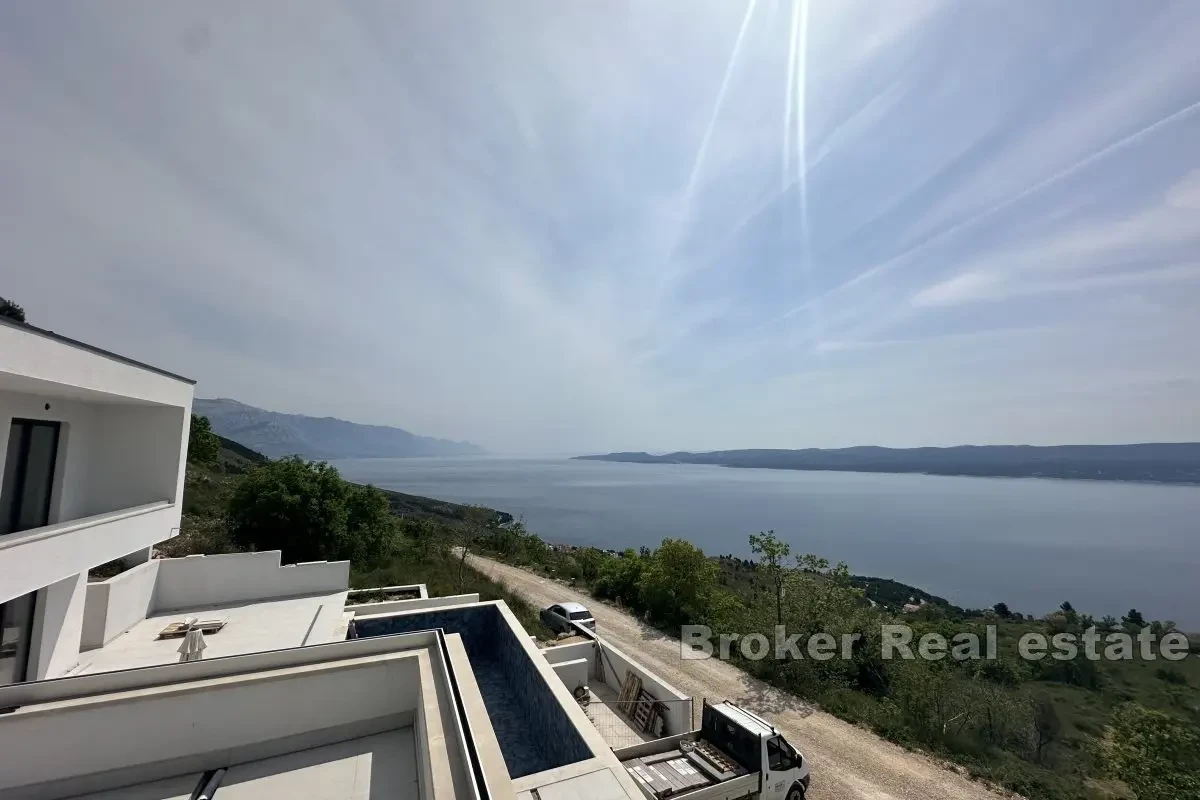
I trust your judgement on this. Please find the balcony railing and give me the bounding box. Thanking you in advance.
[0,501,176,604]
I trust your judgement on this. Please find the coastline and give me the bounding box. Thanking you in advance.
[573,454,1200,485]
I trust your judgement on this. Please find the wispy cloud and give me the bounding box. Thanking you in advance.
[911,169,1200,307]
[2,1,1199,451]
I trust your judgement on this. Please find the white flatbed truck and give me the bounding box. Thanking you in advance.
[614,700,810,800]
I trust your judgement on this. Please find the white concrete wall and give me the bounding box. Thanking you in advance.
[348,593,480,617]
[86,404,188,511]
[28,572,88,679]
[153,551,349,611]
[0,653,422,791]
[0,321,194,409]
[0,503,177,606]
[81,584,109,651]
[550,657,590,693]
[441,633,509,800]
[541,641,596,671]
[594,637,693,736]
[81,560,161,649]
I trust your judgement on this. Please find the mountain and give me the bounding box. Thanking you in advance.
[574,444,1200,484]
[194,398,485,460]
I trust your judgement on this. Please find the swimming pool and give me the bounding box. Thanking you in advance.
[352,604,592,778]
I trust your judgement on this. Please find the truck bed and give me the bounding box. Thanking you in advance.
[616,734,760,800]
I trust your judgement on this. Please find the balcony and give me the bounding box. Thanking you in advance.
[0,502,177,604]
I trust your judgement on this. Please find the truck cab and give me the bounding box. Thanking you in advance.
[615,700,810,800]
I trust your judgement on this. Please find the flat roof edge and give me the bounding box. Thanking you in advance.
[0,316,196,385]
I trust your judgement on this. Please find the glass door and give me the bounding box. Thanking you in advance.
[0,419,61,535]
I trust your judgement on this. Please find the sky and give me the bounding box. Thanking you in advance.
[3,1,1200,454]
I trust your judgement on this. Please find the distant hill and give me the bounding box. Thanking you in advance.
[574,444,1200,484]
[195,398,485,460]
[215,433,269,466]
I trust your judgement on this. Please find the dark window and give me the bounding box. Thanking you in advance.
[0,591,37,684]
[767,737,798,771]
[568,610,592,620]
[1,420,61,535]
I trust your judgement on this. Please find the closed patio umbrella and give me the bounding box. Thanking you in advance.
[177,619,207,663]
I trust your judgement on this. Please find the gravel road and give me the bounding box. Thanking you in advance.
[469,554,1019,800]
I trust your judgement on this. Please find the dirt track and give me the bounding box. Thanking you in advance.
[469,554,1019,800]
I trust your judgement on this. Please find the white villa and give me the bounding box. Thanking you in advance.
[0,316,194,684]
[0,317,691,800]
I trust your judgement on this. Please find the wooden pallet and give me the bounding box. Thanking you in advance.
[630,690,654,729]
[156,619,227,639]
[631,689,669,734]
[617,671,642,713]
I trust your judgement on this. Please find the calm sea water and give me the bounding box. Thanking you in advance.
[333,456,1200,627]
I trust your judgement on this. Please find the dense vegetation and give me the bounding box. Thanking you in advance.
[472,531,1200,800]
[577,444,1200,483]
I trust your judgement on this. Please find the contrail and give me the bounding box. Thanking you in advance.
[793,0,817,346]
[794,0,811,248]
[663,0,759,287]
[782,0,801,192]
[772,94,1200,320]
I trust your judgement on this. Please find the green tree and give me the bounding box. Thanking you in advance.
[458,506,495,588]
[1032,696,1061,763]
[1149,619,1176,638]
[513,522,551,565]
[574,547,607,583]
[593,549,644,607]
[749,529,790,625]
[1100,705,1200,800]
[227,457,393,564]
[1122,608,1146,631]
[483,518,522,560]
[783,556,862,631]
[401,517,443,563]
[187,414,221,464]
[344,482,398,563]
[992,602,1011,618]
[968,674,1030,748]
[891,659,972,744]
[0,296,26,323]
[639,539,717,626]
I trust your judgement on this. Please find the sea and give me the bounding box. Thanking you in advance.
[333,456,1200,628]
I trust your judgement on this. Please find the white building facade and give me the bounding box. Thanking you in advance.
[0,316,192,684]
